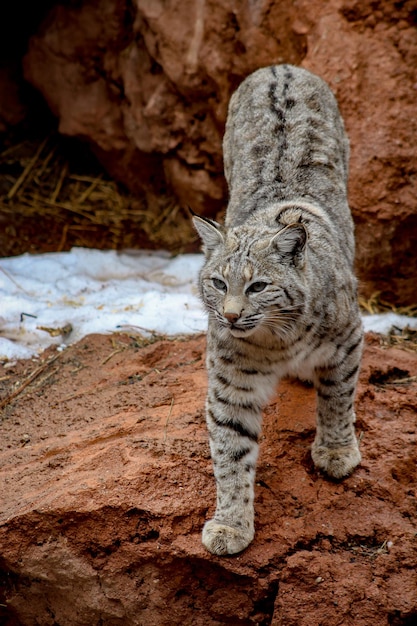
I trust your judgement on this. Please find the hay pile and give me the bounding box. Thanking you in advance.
[0,132,195,256]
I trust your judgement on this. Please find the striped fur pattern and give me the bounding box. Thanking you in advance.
[193,65,363,556]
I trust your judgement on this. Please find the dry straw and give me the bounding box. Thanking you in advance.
[0,132,195,253]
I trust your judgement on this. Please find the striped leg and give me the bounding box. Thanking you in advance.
[312,328,363,478]
[202,395,261,555]
[201,333,274,556]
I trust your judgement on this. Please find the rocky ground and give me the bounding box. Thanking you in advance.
[0,331,416,625]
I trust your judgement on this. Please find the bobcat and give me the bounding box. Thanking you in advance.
[192,64,363,555]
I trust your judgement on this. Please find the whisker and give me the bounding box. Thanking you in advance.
[263,316,299,325]
[265,310,301,318]
[270,304,304,311]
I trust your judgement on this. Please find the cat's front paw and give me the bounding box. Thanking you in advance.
[312,439,361,479]
[202,519,254,555]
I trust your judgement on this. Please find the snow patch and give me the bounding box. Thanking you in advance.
[1,248,416,360]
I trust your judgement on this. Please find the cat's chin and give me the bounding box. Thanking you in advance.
[229,326,257,338]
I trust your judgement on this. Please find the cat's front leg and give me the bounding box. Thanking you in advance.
[312,334,363,479]
[202,386,262,555]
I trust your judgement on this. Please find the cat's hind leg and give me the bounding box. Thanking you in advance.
[312,326,363,479]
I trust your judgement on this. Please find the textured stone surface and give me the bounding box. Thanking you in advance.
[22,0,417,303]
[1,332,416,625]
[0,66,28,132]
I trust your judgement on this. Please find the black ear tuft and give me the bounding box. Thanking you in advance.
[188,206,198,218]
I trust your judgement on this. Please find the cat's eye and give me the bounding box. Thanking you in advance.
[246,281,268,294]
[212,277,227,292]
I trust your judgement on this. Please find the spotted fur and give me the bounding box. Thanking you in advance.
[193,64,363,556]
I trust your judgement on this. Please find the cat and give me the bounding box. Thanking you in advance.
[192,64,363,556]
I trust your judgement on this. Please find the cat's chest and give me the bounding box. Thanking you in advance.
[275,340,337,381]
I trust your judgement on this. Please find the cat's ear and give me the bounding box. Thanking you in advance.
[270,223,307,265]
[192,213,224,254]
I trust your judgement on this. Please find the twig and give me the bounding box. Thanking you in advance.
[30,367,59,390]
[57,224,69,252]
[0,353,60,411]
[7,137,49,199]
[385,375,417,385]
[0,141,26,159]
[20,313,37,321]
[69,174,104,183]
[164,397,175,446]
[0,266,30,294]
[76,174,103,205]
[101,347,125,366]
[50,162,68,204]
[35,145,57,180]
[40,198,96,220]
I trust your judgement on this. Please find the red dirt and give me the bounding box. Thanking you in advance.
[0,332,416,625]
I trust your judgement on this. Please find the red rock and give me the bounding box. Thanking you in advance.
[22,0,417,302]
[0,65,28,132]
[0,332,416,624]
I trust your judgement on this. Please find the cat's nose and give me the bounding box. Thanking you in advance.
[224,296,242,323]
[224,311,240,323]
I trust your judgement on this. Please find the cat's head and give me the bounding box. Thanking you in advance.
[192,213,308,339]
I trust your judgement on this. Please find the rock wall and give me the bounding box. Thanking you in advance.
[19,0,417,303]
